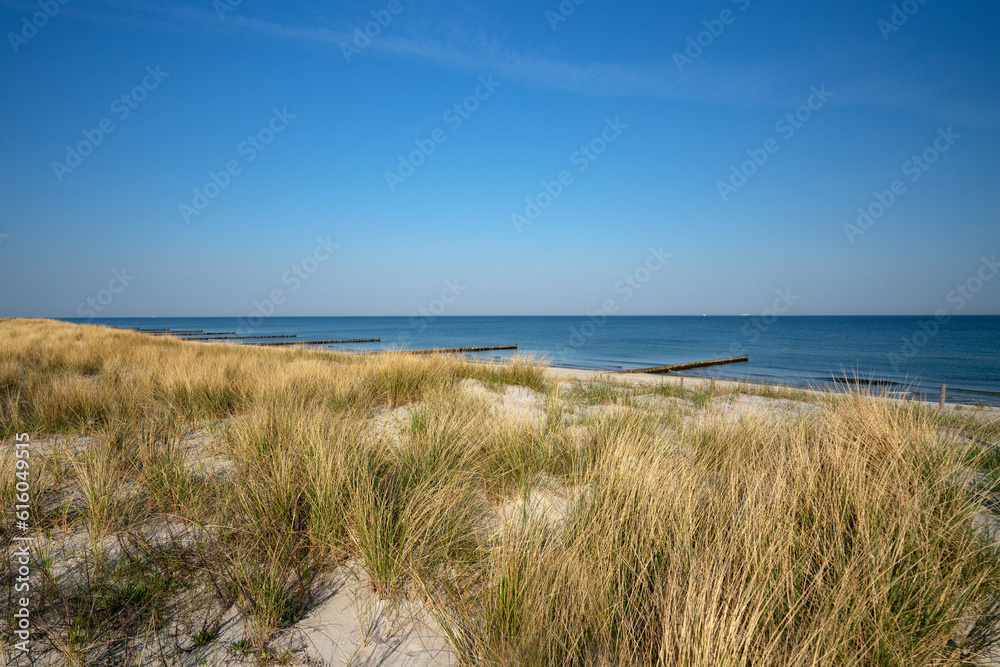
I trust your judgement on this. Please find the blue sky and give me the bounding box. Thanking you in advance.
[1,0,998,317]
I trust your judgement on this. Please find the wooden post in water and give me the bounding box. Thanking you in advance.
[617,355,747,375]
[939,384,946,410]
[253,338,381,347]
[409,345,516,355]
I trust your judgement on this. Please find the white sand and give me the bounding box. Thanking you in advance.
[14,364,999,665]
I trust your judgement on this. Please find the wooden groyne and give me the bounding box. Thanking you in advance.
[617,355,748,375]
[409,345,517,355]
[253,338,382,347]
[127,329,244,336]
[185,334,298,341]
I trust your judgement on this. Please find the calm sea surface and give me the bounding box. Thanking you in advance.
[66,316,1000,406]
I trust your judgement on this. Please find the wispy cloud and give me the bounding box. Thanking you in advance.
[52,0,809,107]
[32,0,1000,127]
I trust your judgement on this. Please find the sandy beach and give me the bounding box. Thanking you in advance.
[2,320,999,666]
[7,0,999,662]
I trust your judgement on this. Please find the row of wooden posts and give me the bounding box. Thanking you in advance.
[119,329,961,409]
[120,328,517,355]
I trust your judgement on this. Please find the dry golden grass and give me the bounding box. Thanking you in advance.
[1,318,998,666]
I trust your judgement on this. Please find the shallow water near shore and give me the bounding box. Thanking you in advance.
[67,316,1000,406]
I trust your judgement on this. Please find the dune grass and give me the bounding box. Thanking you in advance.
[1,317,999,665]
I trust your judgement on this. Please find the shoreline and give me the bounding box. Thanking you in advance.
[78,318,1000,409]
[3,318,999,664]
[540,363,1000,419]
[161,331,1000,412]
